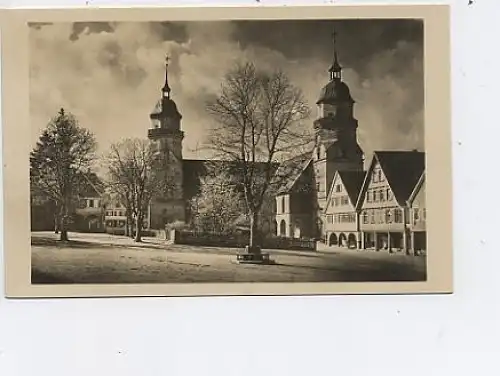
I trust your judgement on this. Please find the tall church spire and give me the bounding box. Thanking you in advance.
[329,28,342,81]
[162,55,172,98]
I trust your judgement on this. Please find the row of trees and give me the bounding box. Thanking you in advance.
[30,109,170,242]
[30,61,312,248]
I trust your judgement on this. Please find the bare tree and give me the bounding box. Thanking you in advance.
[206,62,312,252]
[190,163,244,234]
[30,108,97,241]
[104,138,172,242]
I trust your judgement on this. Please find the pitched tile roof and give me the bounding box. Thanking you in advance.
[373,150,426,206]
[274,152,313,195]
[337,170,366,205]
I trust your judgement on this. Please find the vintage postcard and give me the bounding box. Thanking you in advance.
[1,5,452,298]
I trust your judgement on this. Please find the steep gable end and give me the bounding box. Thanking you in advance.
[356,151,425,209]
[325,170,365,214]
[375,151,425,206]
[324,171,342,211]
[338,170,366,206]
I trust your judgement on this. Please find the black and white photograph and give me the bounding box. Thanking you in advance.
[1,5,452,296]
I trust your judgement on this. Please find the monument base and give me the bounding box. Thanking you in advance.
[236,245,274,265]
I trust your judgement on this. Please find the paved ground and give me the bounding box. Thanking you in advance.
[31,231,427,284]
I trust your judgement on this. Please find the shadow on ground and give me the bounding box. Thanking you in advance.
[31,234,426,284]
[31,270,73,284]
[32,236,105,248]
[273,260,426,282]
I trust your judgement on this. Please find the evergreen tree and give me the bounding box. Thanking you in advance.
[30,108,97,241]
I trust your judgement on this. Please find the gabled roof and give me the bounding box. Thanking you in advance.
[274,152,313,195]
[325,169,365,211]
[78,172,104,198]
[356,150,426,208]
[338,170,366,205]
[407,171,425,206]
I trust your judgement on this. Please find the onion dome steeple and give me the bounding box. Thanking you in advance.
[317,28,354,105]
[149,54,182,134]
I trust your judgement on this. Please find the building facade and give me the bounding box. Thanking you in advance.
[324,170,365,248]
[274,158,315,239]
[356,151,425,253]
[74,196,104,233]
[407,172,426,254]
[104,201,151,235]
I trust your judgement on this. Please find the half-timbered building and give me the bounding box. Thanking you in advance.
[324,170,365,248]
[356,151,425,253]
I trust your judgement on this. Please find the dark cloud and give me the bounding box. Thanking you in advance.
[69,22,114,41]
[233,19,423,78]
[28,22,53,29]
[30,19,424,162]
[148,21,189,44]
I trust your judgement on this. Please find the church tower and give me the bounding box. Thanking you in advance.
[313,29,364,214]
[147,56,186,228]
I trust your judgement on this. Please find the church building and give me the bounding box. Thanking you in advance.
[141,32,425,251]
[274,31,365,240]
[143,32,365,238]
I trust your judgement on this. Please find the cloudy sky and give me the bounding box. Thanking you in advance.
[29,19,423,162]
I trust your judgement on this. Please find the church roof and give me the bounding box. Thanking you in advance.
[316,79,354,105]
[150,98,182,119]
[182,159,276,200]
[357,150,425,208]
[274,152,313,195]
[337,170,366,205]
